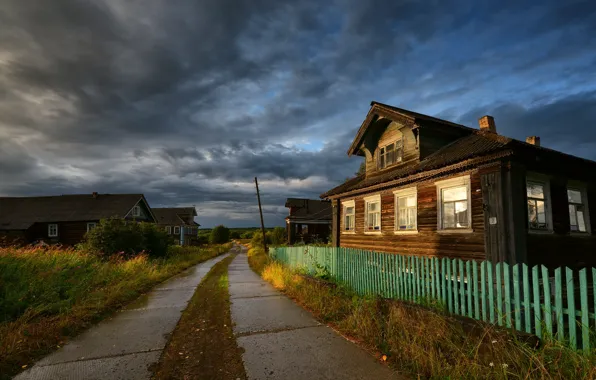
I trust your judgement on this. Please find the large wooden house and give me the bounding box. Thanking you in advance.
[152,207,200,245]
[322,102,596,269]
[0,193,156,246]
[285,198,332,244]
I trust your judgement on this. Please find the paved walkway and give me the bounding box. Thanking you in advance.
[228,250,402,380]
[15,252,232,380]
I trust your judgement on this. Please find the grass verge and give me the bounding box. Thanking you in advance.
[152,254,246,380]
[250,249,596,379]
[0,243,232,379]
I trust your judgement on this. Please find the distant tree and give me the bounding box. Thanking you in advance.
[241,231,254,239]
[229,230,241,239]
[270,227,286,245]
[209,225,231,244]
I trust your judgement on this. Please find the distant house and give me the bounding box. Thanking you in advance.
[0,193,156,246]
[285,198,332,244]
[152,207,200,245]
[322,101,596,269]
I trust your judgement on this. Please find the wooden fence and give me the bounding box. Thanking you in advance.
[269,246,596,351]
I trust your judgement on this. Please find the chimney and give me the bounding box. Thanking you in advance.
[92,192,98,198]
[478,115,496,133]
[526,136,541,146]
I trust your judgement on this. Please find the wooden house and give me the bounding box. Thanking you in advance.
[285,198,332,244]
[152,207,200,245]
[0,193,156,246]
[322,102,596,269]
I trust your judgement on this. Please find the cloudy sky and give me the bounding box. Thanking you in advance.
[1,1,595,227]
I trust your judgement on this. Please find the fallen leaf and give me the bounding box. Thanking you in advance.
[382,355,387,362]
[21,365,27,369]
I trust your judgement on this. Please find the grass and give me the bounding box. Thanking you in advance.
[250,248,596,379]
[0,243,232,379]
[153,254,246,379]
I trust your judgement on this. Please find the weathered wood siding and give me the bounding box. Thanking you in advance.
[26,221,91,246]
[339,170,487,261]
[362,121,419,177]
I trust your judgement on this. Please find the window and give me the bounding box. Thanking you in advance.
[342,200,355,232]
[394,187,417,232]
[174,226,180,234]
[131,205,141,217]
[364,194,381,233]
[166,226,171,234]
[301,225,308,234]
[436,175,471,231]
[568,188,589,233]
[86,222,97,232]
[525,176,552,232]
[378,140,403,169]
[48,223,58,237]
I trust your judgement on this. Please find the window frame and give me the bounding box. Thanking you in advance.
[393,187,418,234]
[525,173,553,233]
[378,139,403,170]
[435,175,473,233]
[86,222,97,232]
[174,226,180,234]
[48,223,58,237]
[342,200,356,234]
[567,183,591,235]
[131,205,141,217]
[166,226,171,234]
[364,194,382,234]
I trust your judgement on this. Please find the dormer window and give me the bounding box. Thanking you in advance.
[378,140,403,169]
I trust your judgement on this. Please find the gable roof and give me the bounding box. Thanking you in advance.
[324,102,596,199]
[152,207,199,226]
[285,198,332,221]
[0,194,151,230]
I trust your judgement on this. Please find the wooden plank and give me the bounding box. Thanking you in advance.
[541,266,553,337]
[554,268,564,341]
[496,263,503,326]
[503,263,512,328]
[466,260,473,318]
[487,261,495,324]
[513,264,522,331]
[533,265,542,339]
[566,268,576,350]
[481,261,487,321]
[579,269,590,352]
[522,264,532,334]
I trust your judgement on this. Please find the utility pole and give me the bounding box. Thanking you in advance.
[254,177,268,253]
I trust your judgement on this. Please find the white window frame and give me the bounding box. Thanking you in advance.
[526,173,553,233]
[86,222,97,232]
[342,200,356,234]
[378,139,403,170]
[364,194,382,234]
[174,226,180,234]
[567,183,591,235]
[48,223,58,237]
[435,175,473,233]
[131,205,141,217]
[394,187,418,234]
[166,226,171,234]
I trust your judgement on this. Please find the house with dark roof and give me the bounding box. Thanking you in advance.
[322,102,596,269]
[0,193,156,246]
[285,198,332,244]
[152,207,200,245]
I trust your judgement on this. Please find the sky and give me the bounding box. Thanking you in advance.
[1,0,595,228]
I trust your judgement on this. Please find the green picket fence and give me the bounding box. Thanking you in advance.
[269,246,596,352]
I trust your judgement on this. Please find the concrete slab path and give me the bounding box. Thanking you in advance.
[229,250,404,380]
[14,251,232,380]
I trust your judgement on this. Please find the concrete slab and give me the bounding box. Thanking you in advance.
[229,281,279,299]
[231,296,320,334]
[237,326,398,380]
[123,288,196,310]
[14,351,160,380]
[38,307,182,365]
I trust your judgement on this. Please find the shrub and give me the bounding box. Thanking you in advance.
[270,226,286,245]
[80,218,171,259]
[229,230,241,239]
[209,225,230,244]
[251,230,271,249]
[240,231,254,239]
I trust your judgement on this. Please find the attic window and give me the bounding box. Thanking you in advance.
[132,206,141,217]
[378,140,403,169]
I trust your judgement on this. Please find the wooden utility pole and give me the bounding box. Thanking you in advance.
[254,177,268,253]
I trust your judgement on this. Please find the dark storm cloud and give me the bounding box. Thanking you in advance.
[1,0,595,227]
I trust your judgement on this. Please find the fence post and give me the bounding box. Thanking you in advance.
[566,268,576,350]
[487,261,495,324]
[473,261,480,320]
[513,264,521,331]
[579,269,590,352]
[503,263,512,328]
[554,268,564,342]
[541,266,553,337]
[522,264,531,333]
[532,265,542,339]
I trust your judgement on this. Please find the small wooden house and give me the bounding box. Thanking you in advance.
[322,102,596,269]
[285,198,332,244]
[0,193,156,246]
[152,207,200,245]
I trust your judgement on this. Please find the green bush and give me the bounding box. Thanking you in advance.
[229,230,241,239]
[209,225,230,244]
[270,226,286,245]
[80,218,171,259]
[240,231,254,239]
[251,230,271,249]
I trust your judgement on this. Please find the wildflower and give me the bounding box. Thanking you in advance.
[502,364,508,369]
[491,340,497,344]
[382,355,387,362]
[489,362,494,367]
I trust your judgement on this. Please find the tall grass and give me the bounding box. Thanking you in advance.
[254,250,596,379]
[0,243,231,379]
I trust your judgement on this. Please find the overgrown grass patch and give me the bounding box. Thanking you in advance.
[0,243,232,379]
[251,249,596,379]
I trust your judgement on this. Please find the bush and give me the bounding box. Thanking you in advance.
[270,227,286,246]
[240,231,254,239]
[80,218,171,259]
[209,225,230,244]
[251,230,271,249]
